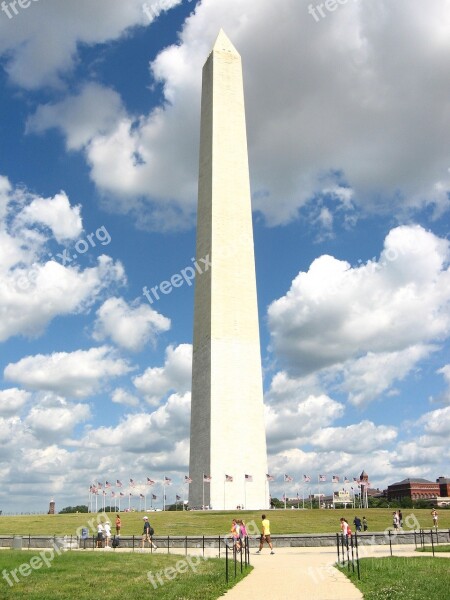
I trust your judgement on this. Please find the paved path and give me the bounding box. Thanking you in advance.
[222,547,363,600]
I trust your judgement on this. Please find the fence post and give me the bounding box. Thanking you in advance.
[388,530,393,557]
[218,535,221,558]
[167,535,170,554]
[336,533,340,564]
[202,535,205,557]
[430,529,435,557]
[225,543,229,583]
[354,532,361,581]
[234,543,237,578]
[185,535,187,556]
[350,534,355,573]
[346,535,350,571]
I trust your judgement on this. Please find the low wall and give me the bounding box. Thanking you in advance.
[1,529,449,550]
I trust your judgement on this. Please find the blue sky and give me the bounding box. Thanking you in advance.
[0,0,449,513]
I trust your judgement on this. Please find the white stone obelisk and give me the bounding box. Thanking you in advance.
[189,30,268,510]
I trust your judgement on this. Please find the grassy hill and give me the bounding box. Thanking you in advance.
[0,508,448,537]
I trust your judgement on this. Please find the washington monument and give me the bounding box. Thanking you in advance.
[189,30,268,510]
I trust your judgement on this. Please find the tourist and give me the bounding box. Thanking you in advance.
[96,522,104,548]
[141,516,158,549]
[115,514,121,535]
[392,511,399,530]
[239,520,248,550]
[340,517,349,536]
[353,516,362,532]
[256,514,274,554]
[231,519,241,552]
[104,520,111,548]
[398,510,403,528]
[363,516,368,531]
[431,508,438,528]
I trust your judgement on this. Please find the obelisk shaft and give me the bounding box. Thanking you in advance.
[189,31,268,510]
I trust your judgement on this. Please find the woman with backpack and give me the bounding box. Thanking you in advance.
[141,516,158,550]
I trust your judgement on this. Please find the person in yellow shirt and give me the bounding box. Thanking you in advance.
[256,514,274,554]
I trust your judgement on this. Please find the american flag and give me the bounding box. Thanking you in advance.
[105,481,112,488]
[225,474,233,482]
[203,474,212,482]
[176,494,181,501]
[97,482,103,489]
[116,480,123,487]
[266,473,274,482]
[140,494,145,499]
[119,492,125,497]
[102,490,106,496]
[152,494,157,500]
[164,476,172,485]
[184,476,193,484]
[129,478,136,487]
[284,474,293,483]
[303,475,311,483]
[353,477,359,482]
[332,476,340,483]
[319,475,326,482]
[344,477,350,484]
[146,477,155,486]
[111,491,116,498]
[245,474,253,482]
[129,492,133,497]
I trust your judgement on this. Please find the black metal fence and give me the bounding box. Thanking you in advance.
[224,536,251,583]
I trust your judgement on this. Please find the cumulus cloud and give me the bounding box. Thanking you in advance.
[26,0,450,230]
[0,177,126,342]
[0,0,182,89]
[133,343,192,404]
[111,388,140,407]
[93,297,171,352]
[14,192,82,243]
[4,346,134,398]
[268,225,450,403]
[25,395,91,442]
[0,388,30,416]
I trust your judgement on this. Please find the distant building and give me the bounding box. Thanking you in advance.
[436,476,450,497]
[48,498,55,514]
[387,478,440,501]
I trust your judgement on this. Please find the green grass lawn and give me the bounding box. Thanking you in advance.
[0,550,250,600]
[0,508,448,537]
[339,556,450,600]
[416,544,450,553]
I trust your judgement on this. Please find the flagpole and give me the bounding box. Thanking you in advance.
[284,482,286,510]
[202,473,205,510]
[163,483,166,512]
[244,478,247,509]
[302,483,305,510]
[223,477,226,511]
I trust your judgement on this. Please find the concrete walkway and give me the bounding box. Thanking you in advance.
[221,544,450,600]
[222,547,363,600]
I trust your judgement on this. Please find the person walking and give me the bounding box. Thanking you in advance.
[141,516,158,550]
[392,511,399,530]
[96,522,104,548]
[353,516,362,532]
[362,516,368,531]
[115,514,121,535]
[398,510,403,528]
[256,514,274,554]
[431,508,438,528]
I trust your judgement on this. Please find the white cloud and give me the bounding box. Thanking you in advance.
[25,396,91,442]
[310,421,397,454]
[268,226,450,405]
[25,0,450,230]
[27,83,127,151]
[14,192,82,243]
[0,177,126,342]
[434,364,450,404]
[0,0,182,89]
[111,388,140,407]
[0,388,30,416]
[4,346,134,398]
[93,297,171,352]
[133,343,192,405]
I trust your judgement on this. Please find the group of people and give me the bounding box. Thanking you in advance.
[392,510,403,529]
[96,514,121,548]
[230,518,248,552]
[340,516,368,536]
